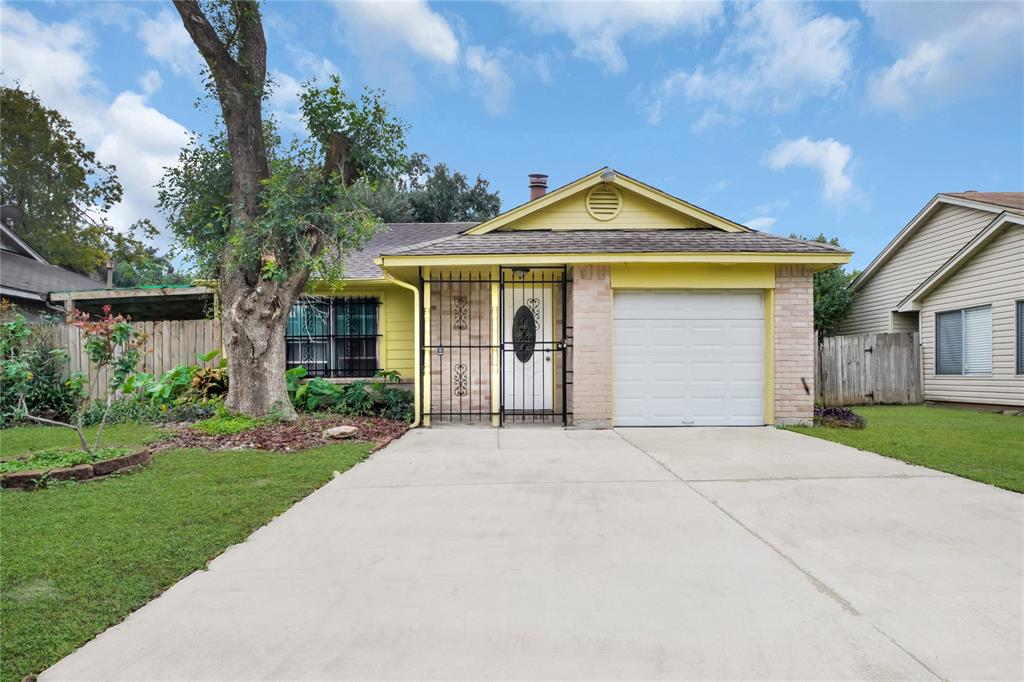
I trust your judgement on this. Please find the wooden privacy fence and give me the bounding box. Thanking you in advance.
[816,332,922,406]
[47,319,224,400]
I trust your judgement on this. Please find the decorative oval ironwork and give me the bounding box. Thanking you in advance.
[512,305,536,363]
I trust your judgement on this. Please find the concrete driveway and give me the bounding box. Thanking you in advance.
[45,427,1023,680]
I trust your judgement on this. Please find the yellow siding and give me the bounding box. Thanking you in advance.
[610,263,775,289]
[506,186,710,231]
[306,280,417,381]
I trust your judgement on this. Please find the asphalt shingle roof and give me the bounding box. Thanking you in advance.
[1,250,104,297]
[344,222,476,277]
[944,192,1024,212]
[383,229,849,257]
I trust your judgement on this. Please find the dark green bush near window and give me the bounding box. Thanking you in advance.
[288,368,413,421]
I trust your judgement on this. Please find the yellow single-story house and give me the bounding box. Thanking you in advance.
[288,168,851,428]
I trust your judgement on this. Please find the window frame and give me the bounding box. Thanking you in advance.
[934,304,993,377]
[1016,299,1024,376]
[285,297,382,378]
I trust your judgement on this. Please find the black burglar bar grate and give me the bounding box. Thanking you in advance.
[420,266,572,425]
[285,297,381,378]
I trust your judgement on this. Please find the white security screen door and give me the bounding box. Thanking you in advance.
[503,287,554,413]
[614,290,764,426]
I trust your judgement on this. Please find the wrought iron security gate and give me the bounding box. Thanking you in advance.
[421,266,571,425]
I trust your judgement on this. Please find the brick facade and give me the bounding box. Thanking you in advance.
[773,265,815,425]
[570,265,613,428]
[429,277,492,422]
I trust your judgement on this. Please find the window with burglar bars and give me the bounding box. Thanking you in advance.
[285,297,380,377]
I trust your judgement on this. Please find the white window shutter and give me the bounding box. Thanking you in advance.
[962,306,992,375]
[936,310,964,375]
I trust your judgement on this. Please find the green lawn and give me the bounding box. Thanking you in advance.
[789,405,1024,493]
[0,425,374,682]
[0,422,163,457]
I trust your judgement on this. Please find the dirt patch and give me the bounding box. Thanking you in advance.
[158,416,408,453]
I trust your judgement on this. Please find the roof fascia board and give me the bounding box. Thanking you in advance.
[49,285,213,301]
[465,168,748,235]
[896,212,1023,311]
[852,194,1004,291]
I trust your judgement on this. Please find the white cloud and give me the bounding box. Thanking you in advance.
[864,1,1023,115]
[764,137,854,202]
[98,92,189,232]
[333,0,459,65]
[509,1,722,74]
[0,2,103,138]
[647,3,856,125]
[744,216,777,231]
[465,46,513,115]
[0,2,189,246]
[137,8,204,79]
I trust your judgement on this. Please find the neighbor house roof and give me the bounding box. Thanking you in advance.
[0,250,103,302]
[851,192,1022,291]
[896,211,1024,311]
[384,229,848,257]
[943,192,1024,212]
[344,222,475,278]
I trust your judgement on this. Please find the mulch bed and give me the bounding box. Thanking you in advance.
[157,416,408,453]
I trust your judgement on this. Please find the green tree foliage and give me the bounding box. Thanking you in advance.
[169,0,408,417]
[347,152,502,223]
[0,85,160,277]
[792,233,857,341]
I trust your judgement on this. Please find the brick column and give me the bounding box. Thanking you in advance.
[571,265,612,428]
[774,265,815,425]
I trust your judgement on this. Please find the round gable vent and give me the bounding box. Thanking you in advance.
[585,184,622,221]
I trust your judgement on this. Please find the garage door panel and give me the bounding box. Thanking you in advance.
[613,290,764,427]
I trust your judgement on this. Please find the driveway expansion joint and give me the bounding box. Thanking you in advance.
[612,428,947,682]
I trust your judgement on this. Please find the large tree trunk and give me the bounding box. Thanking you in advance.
[175,1,296,419]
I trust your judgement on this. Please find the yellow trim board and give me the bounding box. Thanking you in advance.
[611,263,775,289]
[465,168,749,235]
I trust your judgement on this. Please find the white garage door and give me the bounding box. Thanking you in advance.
[614,290,764,426]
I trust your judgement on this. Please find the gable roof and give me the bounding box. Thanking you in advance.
[896,211,1024,311]
[384,228,848,257]
[0,222,46,263]
[465,168,749,235]
[943,192,1024,212]
[343,222,475,278]
[851,192,1019,291]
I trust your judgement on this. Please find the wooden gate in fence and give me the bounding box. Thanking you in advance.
[816,332,922,406]
[48,319,224,400]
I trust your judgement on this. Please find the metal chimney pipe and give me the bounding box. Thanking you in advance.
[105,260,114,288]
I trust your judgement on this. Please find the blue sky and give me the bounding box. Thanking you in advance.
[2,1,1022,269]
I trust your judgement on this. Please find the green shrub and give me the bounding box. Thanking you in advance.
[287,368,413,421]
[0,313,79,427]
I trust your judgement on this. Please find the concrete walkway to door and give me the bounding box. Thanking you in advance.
[44,427,1023,680]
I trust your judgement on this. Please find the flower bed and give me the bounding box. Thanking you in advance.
[159,416,408,452]
[1,448,152,489]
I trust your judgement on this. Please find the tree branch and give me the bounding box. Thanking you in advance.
[172,1,244,91]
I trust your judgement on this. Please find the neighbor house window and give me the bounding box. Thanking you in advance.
[935,305,992,376]
[1017,300,1024,375]
[285,297,380,377]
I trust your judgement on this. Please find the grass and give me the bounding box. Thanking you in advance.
[191,413,266,435]
[0,423,163,457]
[789,405,1024,493]
[0,446,129,473]
[0,426,375,682]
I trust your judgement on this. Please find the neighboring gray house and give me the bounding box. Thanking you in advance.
[841,192,1023,407]
[0,221,103,319]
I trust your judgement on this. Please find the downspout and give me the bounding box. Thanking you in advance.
[384,273,422,428]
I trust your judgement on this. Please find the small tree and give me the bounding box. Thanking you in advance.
[1,306,145,452]
[791,233,856,342]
